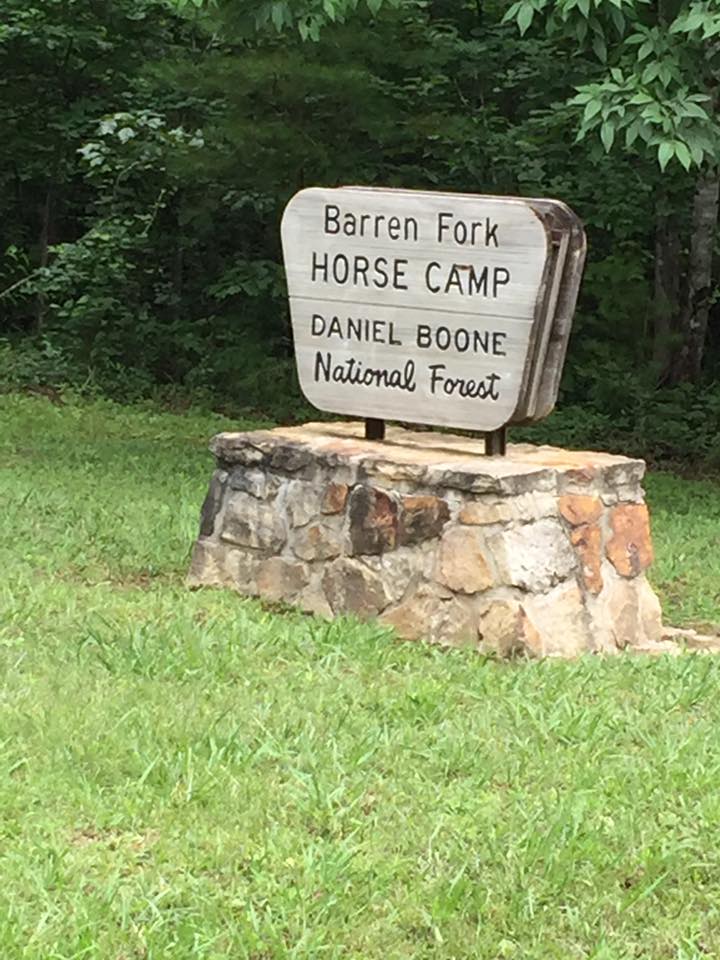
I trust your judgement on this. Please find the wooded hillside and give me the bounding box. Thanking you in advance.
[2,0,720,462]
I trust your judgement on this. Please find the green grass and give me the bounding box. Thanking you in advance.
[2,393,720,960]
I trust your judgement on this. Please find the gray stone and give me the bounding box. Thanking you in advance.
[228,467,279,499]
[605,460,646,488]
[284,480,321,528]
[220,491,286,552]
[297,582,334,619]
[293,522,343,561]
[662,625,720,652]
[191,422,663,659]
[381,583,477,647]
[363,460,429,484]
[360,547,432,603]
[433,469,501,494]
[198,470,227,538]
[322,558,391,617]
[268,443,314,474]
[188,539,260,592]
[210,433,268,466]
[600,484,644,506]
[256,557,309,602]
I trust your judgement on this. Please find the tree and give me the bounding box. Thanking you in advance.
[0,0,181,334]
[505,0,720,382]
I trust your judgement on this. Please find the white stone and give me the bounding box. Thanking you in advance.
[459,491,557,525]
[587,572,662,650]
[361,546,434,603]
[489,518,576,592]
[522,580,592,657]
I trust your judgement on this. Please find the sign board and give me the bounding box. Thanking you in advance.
[281,186,585,433]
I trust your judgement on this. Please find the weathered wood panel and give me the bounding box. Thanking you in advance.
[281,186,584,432]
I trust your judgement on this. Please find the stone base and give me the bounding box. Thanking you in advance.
[188,421,663,658]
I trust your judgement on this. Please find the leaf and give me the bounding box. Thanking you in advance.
[610,7,625,34]
[583,98,603,123]
[637,38,653,61]
[641,103,663,122]
[658,140,674,171]
[629,91,653,105]
[690,140,705,165]
[501,2,522,24]
[625,119,641,147]
[592,33,607,61]
[600,120,615,151]
[674,141,692,170]
[687,9,709,31]
[659,62,673,87]
[517,4,534,36]
[271,2,286,30]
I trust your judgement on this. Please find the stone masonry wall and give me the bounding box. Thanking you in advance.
[188,422,663,658]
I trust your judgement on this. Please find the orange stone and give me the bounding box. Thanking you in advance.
[321,482,349,514]
[348,485,399,555]
[477,599,544,658]
[606,503,654,577]
[570,523,603,594]
[399,495,449,544]
[437,526,494,594]
[559,494,602,527]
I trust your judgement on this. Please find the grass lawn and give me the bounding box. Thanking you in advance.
[2,393,720,960]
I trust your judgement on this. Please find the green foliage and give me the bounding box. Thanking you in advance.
[505,0,720,169]
[2,0,720,443]
[518,380,720,468]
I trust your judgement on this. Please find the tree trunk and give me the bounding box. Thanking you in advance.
[668,167,720,384]
[35,188,52,336]
[652,212,681,369]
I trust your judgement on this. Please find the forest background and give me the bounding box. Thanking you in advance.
[3,0,720,467]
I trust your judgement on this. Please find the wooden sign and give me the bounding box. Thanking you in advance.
[281,186,585,433]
